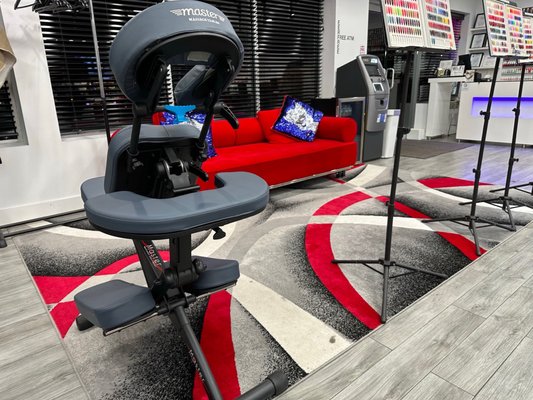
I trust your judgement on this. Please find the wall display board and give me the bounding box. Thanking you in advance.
[483,0,527,58]
[381,0,456,50]
[381,0,426,48]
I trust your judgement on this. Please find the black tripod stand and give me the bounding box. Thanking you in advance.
[485,63,533,226]
[333,51,447,324]
[423,57,513,256]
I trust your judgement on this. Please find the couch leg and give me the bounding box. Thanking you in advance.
[335,171,346,178]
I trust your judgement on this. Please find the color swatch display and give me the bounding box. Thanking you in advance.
[506,4,527,57]
[421,0,456,50]
[483,0,509,56]
[483,0,527,58]
[519,12,533,63]
[381,0,456,50]
[381,0,426,48]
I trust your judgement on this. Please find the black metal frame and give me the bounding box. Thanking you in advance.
[82,237,287,400]
[460,63,533,231]
[423,57,514,256]
[332,50,447,324]
[489,62,533,201]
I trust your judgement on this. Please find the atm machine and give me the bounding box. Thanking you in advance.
[336,55,390,161]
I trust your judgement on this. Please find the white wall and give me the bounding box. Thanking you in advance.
[0,0,107,225]
[321,0,369,97]
[449,0,480,58]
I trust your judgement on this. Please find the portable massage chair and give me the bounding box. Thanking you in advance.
[72,1,288,398]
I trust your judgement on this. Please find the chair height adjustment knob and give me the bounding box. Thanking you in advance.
[193,259,207,274]
[163,269,178,289]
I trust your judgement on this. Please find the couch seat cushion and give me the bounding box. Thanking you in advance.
[202,139,356,187]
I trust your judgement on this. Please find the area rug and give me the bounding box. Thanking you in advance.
[14,165,533,400]
[401,139,474,159]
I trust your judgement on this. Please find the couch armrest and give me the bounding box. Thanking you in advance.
[316,116,357,142]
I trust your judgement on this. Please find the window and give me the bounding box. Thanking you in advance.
[40,1,173,136]
[0,77,19,141]
[42,0,323,130]
[256,0,323,110]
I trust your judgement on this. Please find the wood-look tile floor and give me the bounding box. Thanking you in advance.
[279,140,533,400]
[1,140,532,400]
[0,241,89,400]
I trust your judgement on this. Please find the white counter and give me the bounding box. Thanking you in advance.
[425,77,467,139]
[457,81,533,145]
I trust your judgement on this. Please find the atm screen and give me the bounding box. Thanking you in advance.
[373,83,383,92]
[365,64,381,77]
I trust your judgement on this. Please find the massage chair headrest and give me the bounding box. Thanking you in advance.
[109,0,244,107]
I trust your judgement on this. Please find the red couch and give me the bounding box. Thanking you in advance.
[201,109,357,188]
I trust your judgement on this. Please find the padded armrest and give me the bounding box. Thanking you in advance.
[82,172,269,239]
[316,116,357,142]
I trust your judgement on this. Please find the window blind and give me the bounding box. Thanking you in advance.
[0,80,18,141]
[39,0,173,135]
[42,0,323,129]
[256,0,323,110]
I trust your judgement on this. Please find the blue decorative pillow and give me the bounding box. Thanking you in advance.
[160,108,216,158]
[272,96,323,142]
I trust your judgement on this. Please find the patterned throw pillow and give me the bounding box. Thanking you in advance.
[160,108,217,159]
[272,96,323,142]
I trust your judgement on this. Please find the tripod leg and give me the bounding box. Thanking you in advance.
[169,306,223,400]
[381,264,390,324]
[469,219,482,257]
[395,263,447,279]
[510,198,533,210]
[501,199,517,232]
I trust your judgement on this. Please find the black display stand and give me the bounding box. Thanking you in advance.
[423,57,514,255]
[332,50,447,324]
[463,63,533,230]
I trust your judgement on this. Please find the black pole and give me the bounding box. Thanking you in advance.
[504,63,526,199]
[169,306,223,400]
[469,57,501,220]
[477,62,533,227]
[383,51,413,262]
[424,57,513,255]
[88,0,111,143]
[333,50,446,324]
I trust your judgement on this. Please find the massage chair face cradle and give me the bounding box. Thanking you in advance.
[73,2,288,399]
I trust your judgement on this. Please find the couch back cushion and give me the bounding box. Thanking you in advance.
[234,117,265,145]
[257,108,300,144]
[211,119,237,148]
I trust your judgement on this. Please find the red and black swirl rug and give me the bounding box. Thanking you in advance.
[14,165,533,400]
